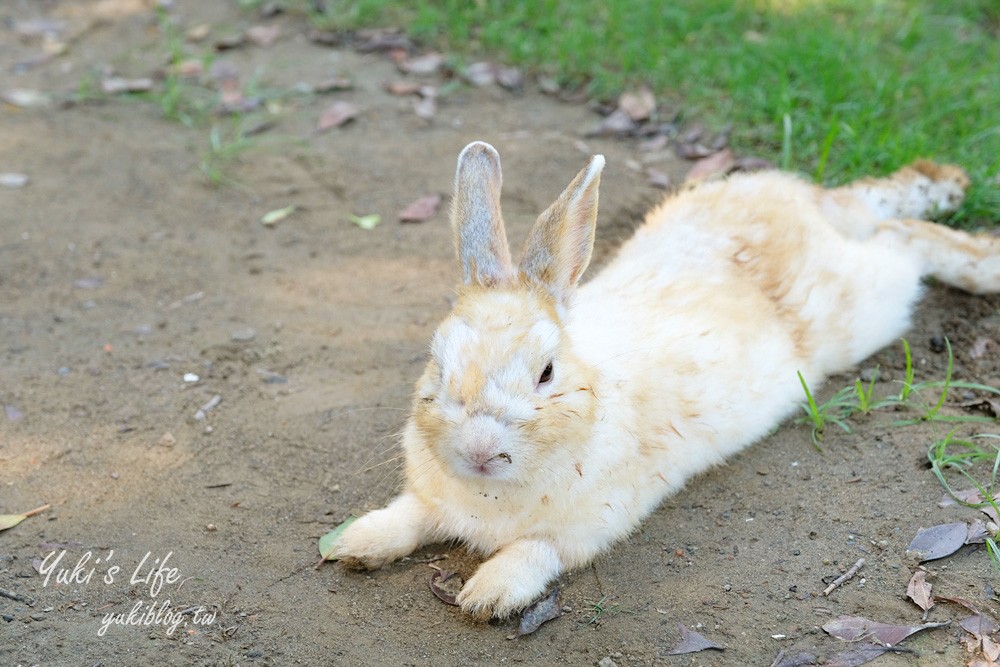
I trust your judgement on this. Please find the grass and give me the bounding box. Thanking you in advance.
[796,338,1000,447]
[289,0,999,225]
[928,431,1000,568]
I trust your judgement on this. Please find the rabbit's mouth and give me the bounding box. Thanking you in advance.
[463,450,514,478]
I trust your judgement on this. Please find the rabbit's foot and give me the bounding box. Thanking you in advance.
[332,493,430,570]
[457,539,562,620]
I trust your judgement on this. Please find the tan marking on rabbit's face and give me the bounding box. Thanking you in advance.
[411,287,596,482]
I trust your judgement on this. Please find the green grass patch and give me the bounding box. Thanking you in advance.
[928,431,1000,568]
[298,0,999,224]
[795,338,1000,445]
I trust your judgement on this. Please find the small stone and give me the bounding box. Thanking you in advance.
[206,523,217,531]
[0,173,29,188]
[598,657,619,667]
[231,328,256,342]
[929,335,945,353]
[183,372,200,382]
[159,432,176,447]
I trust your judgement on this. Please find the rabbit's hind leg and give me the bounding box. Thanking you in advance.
[818,161,969,241]
[872,218,1000,295]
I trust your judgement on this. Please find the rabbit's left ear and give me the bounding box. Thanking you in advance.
[518,155,605,304]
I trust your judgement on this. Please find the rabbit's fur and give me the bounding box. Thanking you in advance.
[332,142,1000,619]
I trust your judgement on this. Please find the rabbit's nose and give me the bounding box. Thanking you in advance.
[460,414,513,476]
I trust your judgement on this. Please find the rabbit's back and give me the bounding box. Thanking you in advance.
[568,171,922,473]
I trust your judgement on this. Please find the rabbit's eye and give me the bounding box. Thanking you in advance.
[538,361,554,386]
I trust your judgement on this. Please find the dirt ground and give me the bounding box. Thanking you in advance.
[2,2,999,666]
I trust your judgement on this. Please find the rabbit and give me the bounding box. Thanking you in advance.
[330,140,1000,620]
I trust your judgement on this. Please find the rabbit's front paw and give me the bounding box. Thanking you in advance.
[332,493,430,570]
[457,539,562,620]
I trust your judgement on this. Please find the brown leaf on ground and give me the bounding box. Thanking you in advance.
[100,77,153,94]
[586,108,638,137]
[384,80,423,96]
[214,33,246,51]
[971,337,995,359]
[428,569,462,606]
[770,650,816,667]
[961,615,1000,640]
[495,66,523,91]
[967,519,991,544]
[822,615,948,646]
[355,28,413,53]
[514,588,562,637]
[940,488,989,507]
[2,89,51,108]
[675,142,718,159]
[906,522,968,561]
[618,87,656,122]
[399,194,442,222]
[317,101,358,131]
[824,644,895,667]
[936,595,983,615]
[958,398,1000,419]
[245,25,281,47]
[314,77,353,93]
[398,52,445,76]
[665,623,724,655]
[464,62,496,87]
[906,570,934,611]
[647,169,671,190]
[685,149,735,183]
[732,156,776,173]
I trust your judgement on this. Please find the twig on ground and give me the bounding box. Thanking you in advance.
[823,558,865,596]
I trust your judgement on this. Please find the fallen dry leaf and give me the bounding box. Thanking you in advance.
[822,615,948,646]
[317,515,357,561]
[971,337,995,359]
[967,519,991,544]
[666,623,724,655]
[384,80,423,96]
[214,33,246,51]
[354,28,413,53]
[101,77,154,94]
[961,615,1000,640]
[647,168,671,189]
[317,101,358,131]
[907,522,968,561]
[464,61,496,87]
[0,173,29,188]
[619,87,656,121]
[770,651,817,667]
[399,194,441,222]
[685,149,735,182]
[398,52,445,76]
[587,108,638,137]
[2,88,51,108]
[0,504,51,533]
[349,214,381,230]
[514,588,561,636]
[935,595,983,614]
[495,65,523,91]
[413,95,436,119]
[314,76,353,93]
[12,18,67,39]
[958,398,1000,420]
[261,205,297,227]
[245,25,281,47]
[732,156,776,173]
[824,644,896,667]
[428,569,462,606]
[906,570,934,611]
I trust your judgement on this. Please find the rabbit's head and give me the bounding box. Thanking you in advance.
[409,142,605,484]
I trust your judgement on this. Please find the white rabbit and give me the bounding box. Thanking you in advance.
[331,141,999,619]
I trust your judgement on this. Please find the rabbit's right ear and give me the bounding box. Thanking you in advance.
[451,142,514,288]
